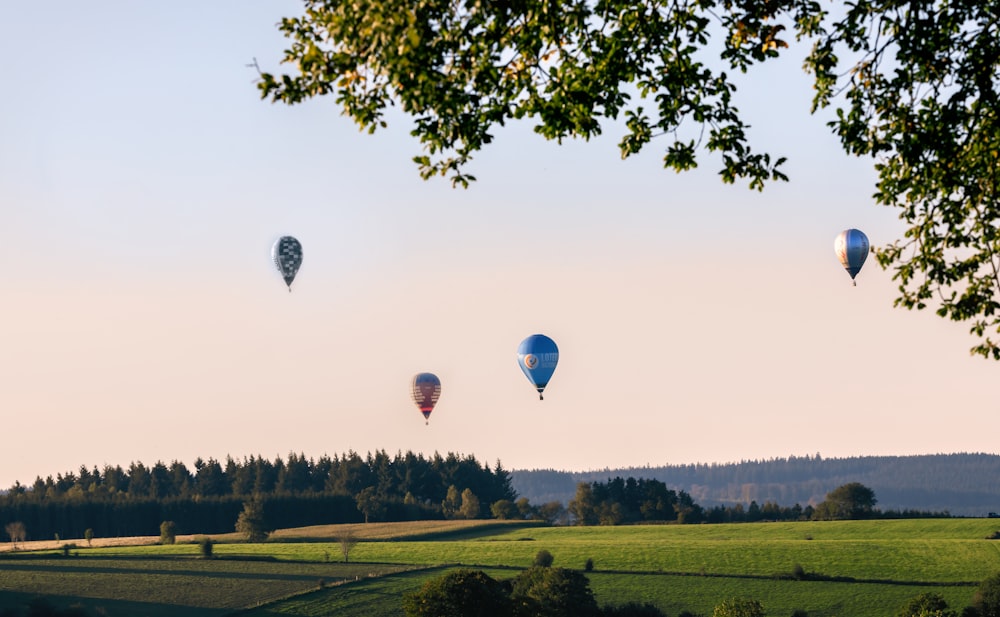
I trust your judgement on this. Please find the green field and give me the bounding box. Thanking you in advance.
[1,518,999,616]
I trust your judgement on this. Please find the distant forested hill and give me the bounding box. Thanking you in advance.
[510,453,1000,517]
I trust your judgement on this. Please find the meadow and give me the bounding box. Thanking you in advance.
[1,518,998,616]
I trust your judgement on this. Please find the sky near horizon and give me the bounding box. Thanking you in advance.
[1,3,997,490]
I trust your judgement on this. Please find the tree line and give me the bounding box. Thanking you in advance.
[1,448,949,542]
[567,478,947,526]
[513,453,1000,517]
[0,450,517,539]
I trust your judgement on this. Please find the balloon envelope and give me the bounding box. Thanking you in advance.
[411,373,441,423]
[834,229,869,285]
[517,334,559,400]
[272,236,303,290]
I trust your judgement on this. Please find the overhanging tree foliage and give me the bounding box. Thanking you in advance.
[258,0,1000,358]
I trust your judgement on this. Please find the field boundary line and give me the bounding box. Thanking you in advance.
[220,563,451,616]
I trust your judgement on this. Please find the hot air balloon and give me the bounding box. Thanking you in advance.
[517,334,559,400]
[272,236,303,291]
[834,229,869,286]
[411,373,441,425]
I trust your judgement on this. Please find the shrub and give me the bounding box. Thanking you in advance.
[402,569,510,617]
[84,529,94,547]
[159,521,177,545]
[198,537,214,559]
[896,592,955,617]
[713,597,765,617]
[235,499,269,542]
[974,571,1000,617]
[511,566,599,617]
[602,602,667,617]
[585,557,595,572]
[533,549,554,567]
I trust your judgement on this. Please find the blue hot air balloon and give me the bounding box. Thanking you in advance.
[272,236,303,291]
[411,373,441,425]
[517,334,559,400]
[834,229,869,286]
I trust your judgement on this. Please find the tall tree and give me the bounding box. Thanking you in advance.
[168,461,193,497]
[235,498,270,542]
[149,462,172,499]
[4,521,26,549]
[568,483,598,526]
[195,458,227,497]
[127,462,150,498]
[442,485,462,520]
[459,488,481,519]
[356,486,386,523]
[338,529,358,563]
[259,0,1000,358]
[813,482,878,520]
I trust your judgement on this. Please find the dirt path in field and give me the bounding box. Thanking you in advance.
[0,519,539,553]
[0,534,207,553]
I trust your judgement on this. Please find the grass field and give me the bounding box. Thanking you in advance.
[1,518,998,616]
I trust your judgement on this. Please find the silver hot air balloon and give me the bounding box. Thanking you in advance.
[834,229,869,286]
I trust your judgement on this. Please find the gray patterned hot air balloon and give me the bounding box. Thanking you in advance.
[411,373,442,425]
[834,229,869,286]
[272,236,303,291]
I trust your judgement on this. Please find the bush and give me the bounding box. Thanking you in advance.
[974,571,1000,617]
[896,592,955,617]
[511,566,599,617]
[198,537,214,559]
[602,602,667,617]
[585,557,594,572]
[491,499,518,520]
[235,499,270,543]
[533,549,554,567]
[84,529,94,547]
[402,569,510,617]
[713,598,765,617]
[61,543,78,557]
[160,521,177,545]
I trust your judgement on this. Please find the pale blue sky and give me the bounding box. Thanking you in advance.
[2,3,996,489]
